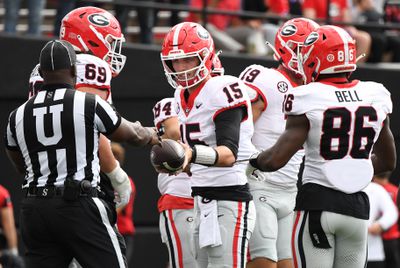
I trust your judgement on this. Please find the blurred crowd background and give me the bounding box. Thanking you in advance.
[1,0,400,63]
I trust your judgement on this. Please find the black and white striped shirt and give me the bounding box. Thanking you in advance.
[5,84,121,188]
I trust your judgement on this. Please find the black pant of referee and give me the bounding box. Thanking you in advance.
[20,187,127,268]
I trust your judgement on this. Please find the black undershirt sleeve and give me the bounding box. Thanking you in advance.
[214,105,247,159]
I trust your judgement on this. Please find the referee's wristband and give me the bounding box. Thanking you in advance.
[191,145,219,166]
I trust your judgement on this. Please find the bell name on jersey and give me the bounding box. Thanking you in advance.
[334,90,362,103]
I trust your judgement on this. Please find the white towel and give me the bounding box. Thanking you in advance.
[198,199,222,248]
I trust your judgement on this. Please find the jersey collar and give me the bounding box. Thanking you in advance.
[180,81,206,116]
[276,68,299,87]
[41,83,74,91]
[318,77,359,88]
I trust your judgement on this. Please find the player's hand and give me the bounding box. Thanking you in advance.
[244,152,270,181]
[246,163,270,182]
[178,141,192,176]
[245,162,258,178]
[368,222,383,235]
[147,127,161,145]
[106,165,132,208]
[111,178,132,208]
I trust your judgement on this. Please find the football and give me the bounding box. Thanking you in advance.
[150,139,186,172]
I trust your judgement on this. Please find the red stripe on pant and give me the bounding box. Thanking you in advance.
[168,210,184,268]
[292,211,302,268]
[233,202,243,268]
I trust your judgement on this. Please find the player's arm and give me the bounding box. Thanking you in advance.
[243,81,267,123]
[98,134,133,208]
[213,106,245,166]
[160,117,181,141]
[371,116,396,174]
[107,118,159,146]
[182,106,246,167]
[251,97,266,122]
[99,134,118,172]
[78,86,108,101]
[250,114,309,171]
[153,98,179,140]
[0,204,18,253]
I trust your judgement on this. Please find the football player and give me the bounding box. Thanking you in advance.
[152,98,196,268]
[248,25,396,268]
[242,18,319,268]
[153,52,224,268]
[160,22,257,267]
[29,6,131,209]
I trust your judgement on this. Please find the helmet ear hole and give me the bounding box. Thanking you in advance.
[308,62,315,68]
[165,60,175,72]
[88,40,99,47]
[312,71,318,78]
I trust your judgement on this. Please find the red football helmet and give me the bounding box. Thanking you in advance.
[60,6,126,76]
[161,22,215,89]
[299,25,357,84]
[271,18,319,75]
[211,52,224,76]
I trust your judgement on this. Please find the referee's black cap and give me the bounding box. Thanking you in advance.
[39,40,77,71]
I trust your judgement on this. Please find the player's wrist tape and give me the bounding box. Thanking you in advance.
[10,248,18,256]
[191,145,219,166]
[106,163,129,184]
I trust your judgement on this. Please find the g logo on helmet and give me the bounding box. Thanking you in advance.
[281,24,297,36]
[197,27,209,40]
[304,32,319,46]
[88,14,110,27]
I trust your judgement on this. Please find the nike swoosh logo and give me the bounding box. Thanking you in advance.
[204,213,210,218]
[218,214,224,218]
[195,103,202,109]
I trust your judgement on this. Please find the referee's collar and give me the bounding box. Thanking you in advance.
[41,83,74,92]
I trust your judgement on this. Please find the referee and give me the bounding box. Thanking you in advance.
[4,40,158,268]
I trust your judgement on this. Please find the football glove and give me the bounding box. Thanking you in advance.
[106,164,131,208]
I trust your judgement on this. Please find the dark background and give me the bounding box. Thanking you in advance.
[0,34,399,267]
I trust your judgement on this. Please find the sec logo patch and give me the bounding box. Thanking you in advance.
[277,81,288,93]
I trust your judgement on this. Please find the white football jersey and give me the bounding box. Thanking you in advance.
[29,54,113,103]
[240,65,304,188]
[153,98,192,198]
[174,75,256,188]
[287,80,392,193]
